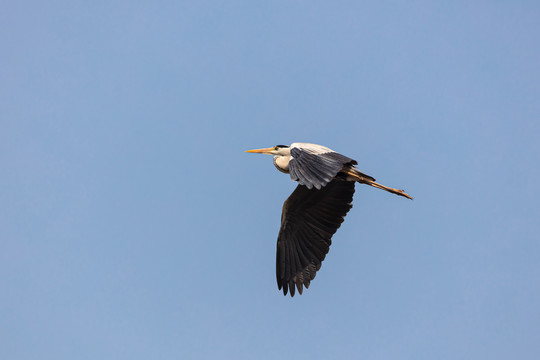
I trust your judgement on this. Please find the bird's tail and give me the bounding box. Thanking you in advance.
[345,168,413,200]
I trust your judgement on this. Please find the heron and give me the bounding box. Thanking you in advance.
[246,142,412,297]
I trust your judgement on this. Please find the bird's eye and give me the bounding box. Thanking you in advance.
[274,146,279,150]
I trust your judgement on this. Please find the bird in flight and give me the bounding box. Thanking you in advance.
[246,142,412,297]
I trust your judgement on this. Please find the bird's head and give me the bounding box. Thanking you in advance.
[245,145,290,156]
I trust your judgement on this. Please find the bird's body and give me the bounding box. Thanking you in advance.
[246,143,412,297]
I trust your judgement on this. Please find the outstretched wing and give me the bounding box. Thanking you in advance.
[288,143,358,190]
[276,179,355,297]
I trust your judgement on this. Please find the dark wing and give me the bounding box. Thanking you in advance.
[289,147,358,190]
[276,179,355,297]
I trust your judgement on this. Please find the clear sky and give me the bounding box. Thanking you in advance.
[2,1,539,359]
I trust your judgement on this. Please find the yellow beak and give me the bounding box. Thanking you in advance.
[245,147,274,154]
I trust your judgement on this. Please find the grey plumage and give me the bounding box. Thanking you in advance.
[289,147,357,189]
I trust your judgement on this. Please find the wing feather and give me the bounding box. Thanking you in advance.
[276,179,355,297]
[289,144,357,189]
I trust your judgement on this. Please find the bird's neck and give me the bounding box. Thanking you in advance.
[273,155,290,174]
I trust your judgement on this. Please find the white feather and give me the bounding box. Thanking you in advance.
[290,143,334,155]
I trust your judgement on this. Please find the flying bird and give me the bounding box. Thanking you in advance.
[246,142,412,297]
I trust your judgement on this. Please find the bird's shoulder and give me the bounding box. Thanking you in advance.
[290,143,334,155]
[290,143,358,165]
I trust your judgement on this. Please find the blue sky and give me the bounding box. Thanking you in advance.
[2,1,539,359]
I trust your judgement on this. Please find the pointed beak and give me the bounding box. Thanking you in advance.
[245,147,274,154]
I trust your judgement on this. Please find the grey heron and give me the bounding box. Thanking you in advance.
[246,142,412,297]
